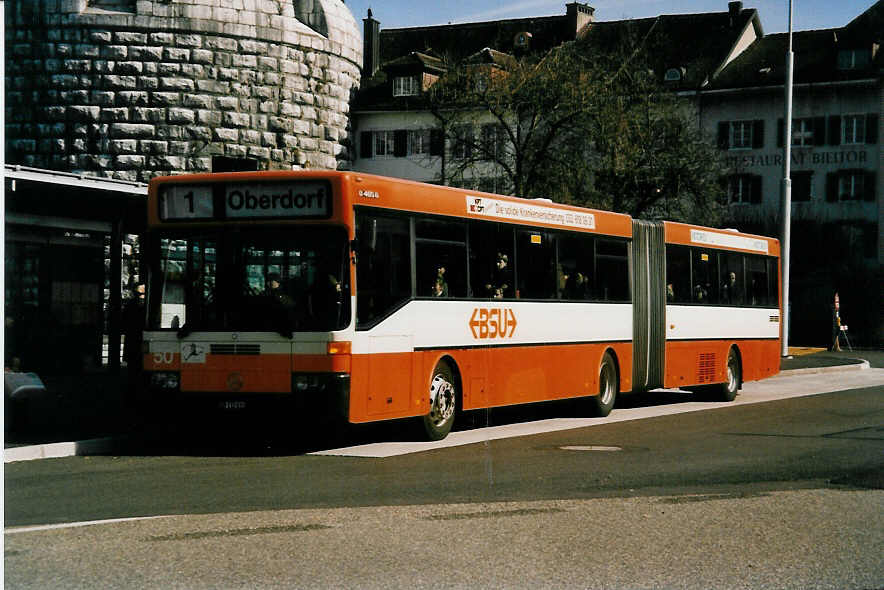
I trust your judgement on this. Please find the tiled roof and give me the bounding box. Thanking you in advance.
[709,1,882,89]
[377,14,577,65]
[577,8,761,89]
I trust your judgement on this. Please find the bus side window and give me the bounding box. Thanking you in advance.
[415,218,467,298]
[355,213,411,327]
[746,255,769,307]
[557,233,594,300]
[469,222,513,299]
[665,245,691,304]
[691,249,718,304]
[516,230,556,300]
[595,239,630,302]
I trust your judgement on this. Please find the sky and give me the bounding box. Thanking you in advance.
[343,0,873,34]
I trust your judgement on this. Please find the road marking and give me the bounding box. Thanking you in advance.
[5,516,173,535]
[310,369,884,458]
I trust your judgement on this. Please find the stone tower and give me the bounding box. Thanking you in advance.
[4,0,363,180]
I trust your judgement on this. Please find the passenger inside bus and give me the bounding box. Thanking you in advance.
[433,265,449,297]
[485,252,511,299]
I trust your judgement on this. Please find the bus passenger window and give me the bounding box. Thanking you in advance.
[691,249,718,303]
[469,222,514,299]
[356,213,411,328]
[516,230,556,300]
[596,239,630,301]
[415,218,467,298]
[746,255,769,307]
[665,245,691,304]
[557,234,594,300]
[720,252,745,305]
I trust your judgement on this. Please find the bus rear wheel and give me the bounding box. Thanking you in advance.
[588,352,617,417]
[715,348,741,402]
[421,361,457,441]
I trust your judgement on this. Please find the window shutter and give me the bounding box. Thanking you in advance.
[825,173,838,202]
[828,115,841,146]
[865,114,878,144]
[430,129,444,156]
[750,175,762,204]
[813,117,826,146]
[717,122,730,149]
[752,120,764,149]
[864,171,876,201]
[360,132,373,159]
[393,130,407,157]
[777,118,784,148]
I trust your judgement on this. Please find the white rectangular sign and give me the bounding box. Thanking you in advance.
[690,229,769,254]
[466,196,595,230]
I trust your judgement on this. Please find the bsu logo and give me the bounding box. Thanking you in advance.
[469,308,517,339]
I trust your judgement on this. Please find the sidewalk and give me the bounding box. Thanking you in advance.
[4,349,880,462]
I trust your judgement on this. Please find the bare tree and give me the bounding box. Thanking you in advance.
[426,36,727,224]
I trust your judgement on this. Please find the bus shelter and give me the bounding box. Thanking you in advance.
[4,165,147,377]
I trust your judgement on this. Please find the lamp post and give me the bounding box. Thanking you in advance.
[780,0,794,358]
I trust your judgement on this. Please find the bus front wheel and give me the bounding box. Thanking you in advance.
[421,361,457,441]
[588,352,617,417]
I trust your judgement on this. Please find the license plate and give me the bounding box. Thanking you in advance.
[220,401,246,410]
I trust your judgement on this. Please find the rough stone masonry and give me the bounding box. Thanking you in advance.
[4,0,363,180]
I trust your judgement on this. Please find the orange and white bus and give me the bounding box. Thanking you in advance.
[141,170,780,439]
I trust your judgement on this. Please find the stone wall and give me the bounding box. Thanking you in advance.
[5,0,363,180]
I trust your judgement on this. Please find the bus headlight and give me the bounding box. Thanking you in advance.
[149,371,180,390]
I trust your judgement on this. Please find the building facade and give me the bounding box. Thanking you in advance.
[701,3,882,345]
[351,1,882,346]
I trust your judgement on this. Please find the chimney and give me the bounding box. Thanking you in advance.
[728,1,743,26]
[566,2,595,38]
[363,8,380,78]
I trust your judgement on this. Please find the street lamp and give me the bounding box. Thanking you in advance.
[780,0,794,358]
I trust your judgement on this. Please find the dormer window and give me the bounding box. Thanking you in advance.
[393,76,419,97]
[664,67,685,82]
[837,48,871,70]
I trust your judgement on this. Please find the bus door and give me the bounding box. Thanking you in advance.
[356,211,415,417]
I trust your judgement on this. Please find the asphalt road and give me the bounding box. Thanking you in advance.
[5,367,884,589]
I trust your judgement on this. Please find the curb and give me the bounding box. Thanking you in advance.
[4,437,118,464]
[779,359,870,377]
[3,360,875,463]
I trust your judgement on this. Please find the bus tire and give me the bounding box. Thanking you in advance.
[588,352,617,417]
[715,348,741,402]
[421,361,457,441]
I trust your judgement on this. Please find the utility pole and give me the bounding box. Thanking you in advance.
[780,0,794,358]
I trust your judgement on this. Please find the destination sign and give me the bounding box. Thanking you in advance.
[224,181,330,219]
[158,181,332,221]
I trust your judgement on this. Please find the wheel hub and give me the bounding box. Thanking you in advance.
[429,374,455,427]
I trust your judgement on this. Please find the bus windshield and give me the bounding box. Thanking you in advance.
[146,227,350,335]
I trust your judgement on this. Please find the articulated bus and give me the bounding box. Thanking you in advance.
[142,171,781,440]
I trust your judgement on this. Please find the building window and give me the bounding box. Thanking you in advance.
[842,115,866,145]
[837,49,871,70]
[728,174,762,204]
[792,118,814,147]
[791,171,813,202]
[730,121,754,149]
[408,129,431,156]
[451,125,474,159]
[374,130,396,157]
[481,124,506,161]
[718,120,764,150]
[827,170,876,202]
[392,76,419,97]
[838,172,864,201]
